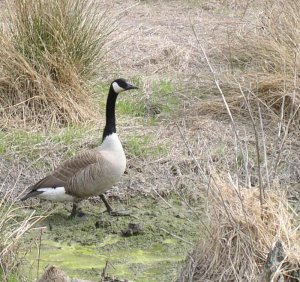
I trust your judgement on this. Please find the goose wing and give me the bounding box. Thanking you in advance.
[21,149,103,200]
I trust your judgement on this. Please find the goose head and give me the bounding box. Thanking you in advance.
[111,78,138,94]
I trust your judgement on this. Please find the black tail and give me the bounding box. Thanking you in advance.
[20,190,43,201]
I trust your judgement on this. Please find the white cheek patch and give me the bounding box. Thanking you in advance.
[112,82,125,93]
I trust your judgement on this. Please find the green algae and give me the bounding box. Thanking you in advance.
[24,197,203,281]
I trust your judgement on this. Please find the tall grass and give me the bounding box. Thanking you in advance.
[176,1,300,280]
[0,0,113,126]
[210,0,300,122]
[177,180,300,281]
[0,178,43,281]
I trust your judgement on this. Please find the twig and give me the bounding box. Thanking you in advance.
[258,102,270,190]
[175,122,208,182]
[238,83,265,206]
[36,228,44,281]
[270,104,300,184]
[151,186,173,208]
[101,260,116,279]
[158,227,193,245]
[270,50,299,184]
[192,25,240,144]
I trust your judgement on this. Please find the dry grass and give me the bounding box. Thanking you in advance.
[178,179,300,281]
[0,175,43,280]
[0,0,113,126]
[177,2,300,277]
[208,0,300,121]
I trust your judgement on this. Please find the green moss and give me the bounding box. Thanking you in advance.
[23,196,203,281]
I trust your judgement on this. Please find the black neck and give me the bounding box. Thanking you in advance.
[102,86,118,141]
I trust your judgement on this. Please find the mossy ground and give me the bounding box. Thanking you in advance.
[23,196,202,281]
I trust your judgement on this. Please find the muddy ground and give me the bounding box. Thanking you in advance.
[22,196,202,281]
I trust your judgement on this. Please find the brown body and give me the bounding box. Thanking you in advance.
[21,134,126,202]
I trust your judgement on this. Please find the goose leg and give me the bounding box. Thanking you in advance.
[70,203,78,218]
[100,194,113,213]
[100,194,130,216]
[69,202,85,218]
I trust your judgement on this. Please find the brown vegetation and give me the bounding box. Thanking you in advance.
[178,180,300,281]
[0,180,43,280]
[0,0,113,126]
[213,0,300,121]
[177,0,300,280]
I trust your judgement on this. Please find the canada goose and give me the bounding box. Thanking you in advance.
[21,78,138,217]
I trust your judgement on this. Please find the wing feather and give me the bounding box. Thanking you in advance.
[26,149,103,192]
[66,158,106,198]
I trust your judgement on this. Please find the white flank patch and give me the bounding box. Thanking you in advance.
[112,82,125,93]
[36,187,74,202]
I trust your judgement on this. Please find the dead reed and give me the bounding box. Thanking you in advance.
[178,179,300,281]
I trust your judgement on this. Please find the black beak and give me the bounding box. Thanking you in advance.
[126,83,139,90]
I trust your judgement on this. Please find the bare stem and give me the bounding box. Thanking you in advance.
[238,84,265,206]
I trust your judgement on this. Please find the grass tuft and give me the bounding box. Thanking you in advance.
[0,179,43,280]
[178,179,300,281]
[0,0,113,126]
[217,0,300,120]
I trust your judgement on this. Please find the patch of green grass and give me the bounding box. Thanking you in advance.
[50,126,92,156]
[0,126,94,164]
[51,126,87,145]
[51,126,95,158]
[125,135,168,158]
[95,78,181,122]
[0,130,45,157]
[116,99,146,117]
[0,130,51,169]
[151,79,181,113]
[0,270,20,282]
[0,272,19,282]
